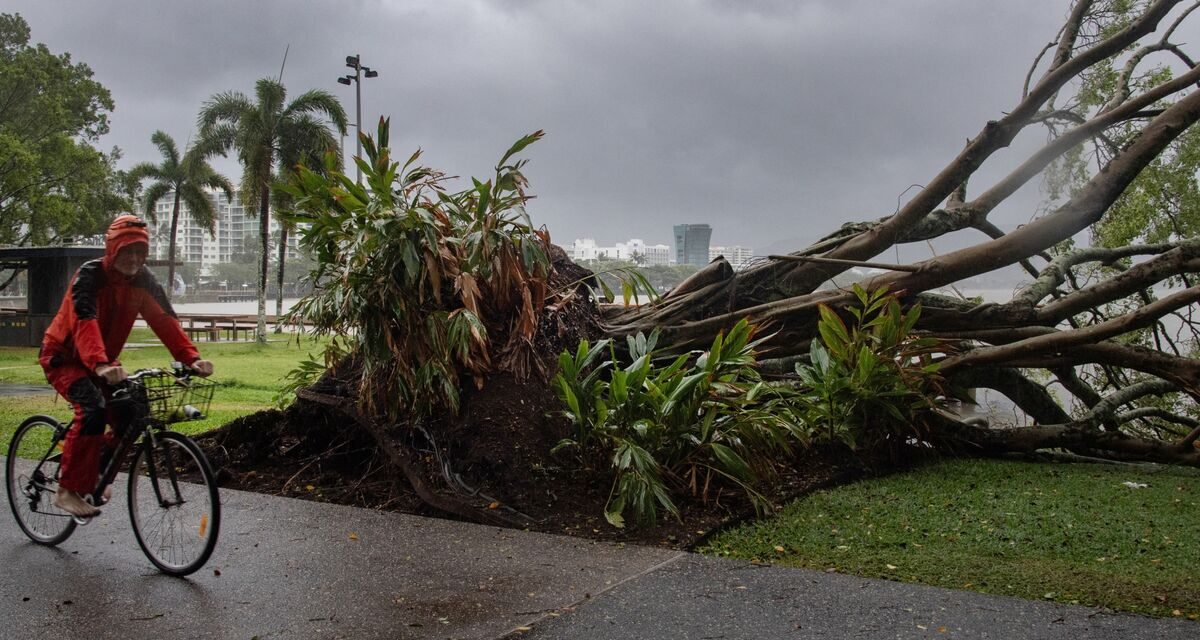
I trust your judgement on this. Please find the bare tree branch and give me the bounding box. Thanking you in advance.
[943,286,1200,372]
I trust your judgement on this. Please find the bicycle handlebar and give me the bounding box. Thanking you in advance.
[109,363,214,424]
[130,362,200,381]
[111,363,198,392]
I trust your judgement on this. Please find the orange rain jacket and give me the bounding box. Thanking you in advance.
[40,215,199,373]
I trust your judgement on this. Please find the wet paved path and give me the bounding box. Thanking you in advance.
[0,480,678,639]
[1,464,1195,639]
[0,382,51,397]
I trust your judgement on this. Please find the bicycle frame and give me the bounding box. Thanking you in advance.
[90,413,186,510]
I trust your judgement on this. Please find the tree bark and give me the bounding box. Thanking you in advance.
[168,191,180,300]
[257,184,270,345]
[275,224,287,332]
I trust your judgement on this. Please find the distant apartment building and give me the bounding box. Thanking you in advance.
[709,245,755,270]
[149,189,299,275]
[568,238,671,266]
[673,224,712,267]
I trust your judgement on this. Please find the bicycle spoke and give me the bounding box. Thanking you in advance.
[6,417,76,545]
[128,432,219,575]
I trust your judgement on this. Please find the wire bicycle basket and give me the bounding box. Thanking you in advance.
[140,372,217,424]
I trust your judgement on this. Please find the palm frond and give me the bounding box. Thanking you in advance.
[197,90,252,132]
[195,122,239,158]
[278,115,339,174]
[149,130,180,168]
[179,184,220,236]
[127,162,167,184]
[197,165,235,199]
[283,89,348,132]
[254,78,287,124]
[140,181,172,221]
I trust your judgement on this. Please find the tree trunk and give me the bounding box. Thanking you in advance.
[275,224,287,333]
[256,185,270,345]
[929,413,1200,466]
[168,191,181,300]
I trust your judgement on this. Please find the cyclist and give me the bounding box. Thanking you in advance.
[38,214,214,518]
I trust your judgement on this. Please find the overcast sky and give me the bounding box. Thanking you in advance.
[12,0,1087,254]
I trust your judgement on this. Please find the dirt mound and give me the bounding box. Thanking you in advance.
[196,391,857,547]
[193,246,857,547]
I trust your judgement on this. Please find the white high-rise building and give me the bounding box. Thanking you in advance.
[149,189,299,275]
[567,238,671,266]
[710,245,755,270]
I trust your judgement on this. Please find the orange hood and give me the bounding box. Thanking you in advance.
[103,214,150,269]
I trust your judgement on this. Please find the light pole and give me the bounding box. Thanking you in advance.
[334,123,357,176]
[337,54,378,182]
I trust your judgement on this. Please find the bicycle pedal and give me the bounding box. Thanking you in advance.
[72,511,99,526]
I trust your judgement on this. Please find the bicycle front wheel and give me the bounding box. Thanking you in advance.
[127,431,220,576]
[6,415,77,545]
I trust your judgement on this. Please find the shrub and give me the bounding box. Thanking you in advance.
[279,118,552,419]
[553,319,805,527]
[794,284,948,459]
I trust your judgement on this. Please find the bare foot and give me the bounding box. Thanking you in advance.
[53,488,100,518]
[100,483,112,505]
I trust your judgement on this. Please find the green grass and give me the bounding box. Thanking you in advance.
[0,328,326,446]
[700,458,1200,619]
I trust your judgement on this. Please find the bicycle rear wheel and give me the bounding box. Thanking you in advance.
[127,431,220,576]
[6,415,77,545]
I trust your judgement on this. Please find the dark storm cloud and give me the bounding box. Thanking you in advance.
[11,0,1071,251]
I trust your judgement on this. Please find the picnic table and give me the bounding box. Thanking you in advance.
[178,314,258,342]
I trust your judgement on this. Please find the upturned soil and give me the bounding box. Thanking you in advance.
[195,400,860,549]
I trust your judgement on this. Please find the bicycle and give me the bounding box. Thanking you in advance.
[5,364,221,576]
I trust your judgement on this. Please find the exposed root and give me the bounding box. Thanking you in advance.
[295,387,537,528]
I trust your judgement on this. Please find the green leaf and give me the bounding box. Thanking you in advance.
[818,305,850,354]
[662,372,707,417]
[497,130,545,168]
[550,438,578,455]
[604,497,626,528]
[710,442,753,482]
[561,383,582,421]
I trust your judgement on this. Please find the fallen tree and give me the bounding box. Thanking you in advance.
[602,0,1200,464]
[220,0,1200,528]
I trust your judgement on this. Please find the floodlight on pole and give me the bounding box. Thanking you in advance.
[336,53,378,182]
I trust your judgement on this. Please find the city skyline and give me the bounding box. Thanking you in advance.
[148,184,749,271]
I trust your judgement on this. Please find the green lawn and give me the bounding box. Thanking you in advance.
[700,458,1200,619]
[0,328,325,444]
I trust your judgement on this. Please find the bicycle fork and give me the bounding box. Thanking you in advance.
[143,430,187,509]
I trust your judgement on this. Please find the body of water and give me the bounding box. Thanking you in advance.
[172,299,302,316]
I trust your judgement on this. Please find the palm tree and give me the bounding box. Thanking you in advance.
[197,78,347,343]
[129,131,233,298]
